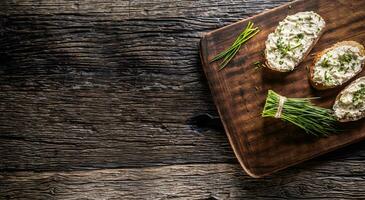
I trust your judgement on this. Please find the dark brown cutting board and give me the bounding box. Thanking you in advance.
[200,0,365,177]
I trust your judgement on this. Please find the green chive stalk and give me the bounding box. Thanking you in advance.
[211,21,260,70]
[262,90,340,136]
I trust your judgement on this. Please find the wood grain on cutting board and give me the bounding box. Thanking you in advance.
[200,0,365,177]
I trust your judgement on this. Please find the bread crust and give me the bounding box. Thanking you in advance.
[265,26,326,73]
[334,76,365,122]
[309,41,365,90]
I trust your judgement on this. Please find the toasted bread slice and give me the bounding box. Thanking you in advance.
[265,11,326,72]
[333,76,365,122]
[309,41,365,90]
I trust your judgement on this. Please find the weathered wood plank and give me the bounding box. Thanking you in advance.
[0,0,293,171]
[2,162,365,200]
[1,0,365,198]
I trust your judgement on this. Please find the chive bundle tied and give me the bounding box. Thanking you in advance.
[211,21,260,70]
[262,90,340,136]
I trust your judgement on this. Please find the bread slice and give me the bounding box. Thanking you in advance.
[333,76,365,122]
[309,41,365,90]
[265,11,326,72]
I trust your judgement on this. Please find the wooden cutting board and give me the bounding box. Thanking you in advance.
[200,0,365,178]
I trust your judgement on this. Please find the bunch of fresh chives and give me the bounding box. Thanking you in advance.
[211,21,260,70]
[262,90,340,136]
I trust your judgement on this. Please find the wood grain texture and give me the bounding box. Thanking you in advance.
[0,0,292,172]
[2,161,365,200]
[1,0,365,199]
[200,0,365,177]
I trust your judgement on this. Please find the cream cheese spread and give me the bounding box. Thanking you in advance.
[333,77,365,121]
[265,11,325,71]
[313,45,365,87]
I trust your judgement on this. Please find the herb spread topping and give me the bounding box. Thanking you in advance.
[334,77,365,121]
[265,11,325,71]
[313,46,365,87]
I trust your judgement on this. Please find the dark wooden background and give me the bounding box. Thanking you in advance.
[0,0,364,199]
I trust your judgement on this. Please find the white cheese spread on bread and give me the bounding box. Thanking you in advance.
[313,45,365,87]
[333,77,365,122]
[265,11,325,72]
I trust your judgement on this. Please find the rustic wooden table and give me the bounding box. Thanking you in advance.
[1,0,364,199]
